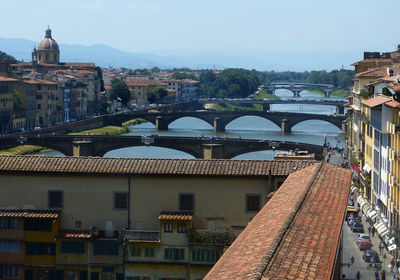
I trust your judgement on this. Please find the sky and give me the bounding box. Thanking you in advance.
[1,0,400,56]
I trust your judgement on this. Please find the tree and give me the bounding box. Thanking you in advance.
[95,66,105,92]
[148,86,168,103]
[110,79,131,106]
[12,90,23,113]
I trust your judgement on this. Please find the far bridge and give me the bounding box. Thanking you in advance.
[104,111,346,134]
[197,98,347,114]
[265,82,346,98]
[0,135,326,160]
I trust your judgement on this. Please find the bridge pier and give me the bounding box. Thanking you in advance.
[262,104,270,112]
[336,106,344,115]
[213,117,225,132]
[293,90,300,98]
[72,140,94,157]
[324,90,332,98]
[156,116,169,131]
[281,119,291,134]
[202,144,224,159]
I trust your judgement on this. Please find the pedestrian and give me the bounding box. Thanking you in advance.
[390,257,395,272]
[356,271,361,280]
[372,227,376,237]
[396,259,400,273]
[379,242,384,254]
[351,256,355,265]
[381,269,386,280]
[368,226,372,235]
[375,269,379,280]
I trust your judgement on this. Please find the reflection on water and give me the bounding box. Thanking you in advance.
[37,91,346,160]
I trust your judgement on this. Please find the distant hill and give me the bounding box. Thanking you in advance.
[0,37,362,71]
[0,50,17,61]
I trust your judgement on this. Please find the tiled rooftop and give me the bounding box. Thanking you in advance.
[204,162,351,280]
[0,209,60,219]
[356,66,389,78]
[158,211,193,221]
[57,230,91,239]
[0,156,316,177]
[361,95,391,108]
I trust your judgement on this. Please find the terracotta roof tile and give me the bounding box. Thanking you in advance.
[125,79,167,87]
[0,209,60,219]
[57,230,91,239]
[205,162,351,280]
[158,211,193,221]
[385,100,400,108]
[0,156,315,177]
[0,76,18,82]
[361,95,391,108]
[356,67,389,78]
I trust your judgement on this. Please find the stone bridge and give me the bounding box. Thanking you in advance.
[197,98,347,114]
[0,135,326,160]
[104,111,345,134]
[265,82,345,98]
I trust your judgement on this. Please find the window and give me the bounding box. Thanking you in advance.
[93,242,119,255]
[26,242,55,255]
[144,247,155,257]
[0,218,18,229]
[113,192,128,210]
[178,224,186,233]
[37,104,41,110]
[48,190,63,208]
[65,271,80,280]
[164,223,173,233]
[0,265,19,279]
[0,242,20,253]
[24,218,52,231]
[36,95,43,100]
[131,246,141,257]
[246,194,261,212]
[179,194,194,211]
[61,241,85,254]
[164,248,185,261]
[192,249,221,263]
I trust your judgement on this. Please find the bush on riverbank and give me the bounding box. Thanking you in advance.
[253,90,280,99]
[0,145,45,155]
[69,126,130,136]
[206,103,262,111]
[122,118,148,127]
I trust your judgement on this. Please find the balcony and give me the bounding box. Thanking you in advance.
[0,229,24,241]
[187,229,235,246]
[121,230,160,243]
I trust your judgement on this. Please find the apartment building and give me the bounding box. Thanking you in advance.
[0,156,314,280]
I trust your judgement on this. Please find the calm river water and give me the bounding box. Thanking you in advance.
[37,90,346,160]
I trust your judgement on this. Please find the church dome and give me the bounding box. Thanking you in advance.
[37,28,59,51]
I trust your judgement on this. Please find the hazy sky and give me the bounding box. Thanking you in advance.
[1,0,400,55]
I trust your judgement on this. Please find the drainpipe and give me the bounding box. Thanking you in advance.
[128,176,131,230]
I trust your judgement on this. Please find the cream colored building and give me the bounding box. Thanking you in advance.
[0,156,314,280]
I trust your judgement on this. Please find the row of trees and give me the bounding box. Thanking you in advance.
[262,69,354,88]
[199,69,262,98]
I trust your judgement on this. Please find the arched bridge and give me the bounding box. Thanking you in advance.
[104,111,345,133]
[0,135,326,160]
[197,98,347,114]
[265,82,345,98]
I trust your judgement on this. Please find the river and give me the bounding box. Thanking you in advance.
[37,89,346,160]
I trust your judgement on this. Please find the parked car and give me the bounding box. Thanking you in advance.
[356,234,370,245]
[363,250,380,263]
[352,222,364,233]
[358,239,372,251]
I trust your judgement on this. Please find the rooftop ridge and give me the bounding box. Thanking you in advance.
[252,162,323,279]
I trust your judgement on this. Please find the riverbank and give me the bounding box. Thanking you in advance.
[122,118,148,127]
[69,125,130,136]
[253,90,280,99]
[307,89,348,97]
[0,126,130,155]
[205,103,262,111]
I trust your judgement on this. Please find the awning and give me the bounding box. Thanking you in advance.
[351,163,361,173]
[368,210,378,219]
[374,221,383,230]
[363,163,372,173]
[377,224,388,235]
[389,244,397,251]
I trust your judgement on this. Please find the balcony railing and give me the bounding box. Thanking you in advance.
[121,230,160,243]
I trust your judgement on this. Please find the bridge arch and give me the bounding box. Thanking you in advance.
[103,146,197,159]
[168,117,214,130]
[289,119,342,133]
[95,143,202,158]
[224,115,281,131]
